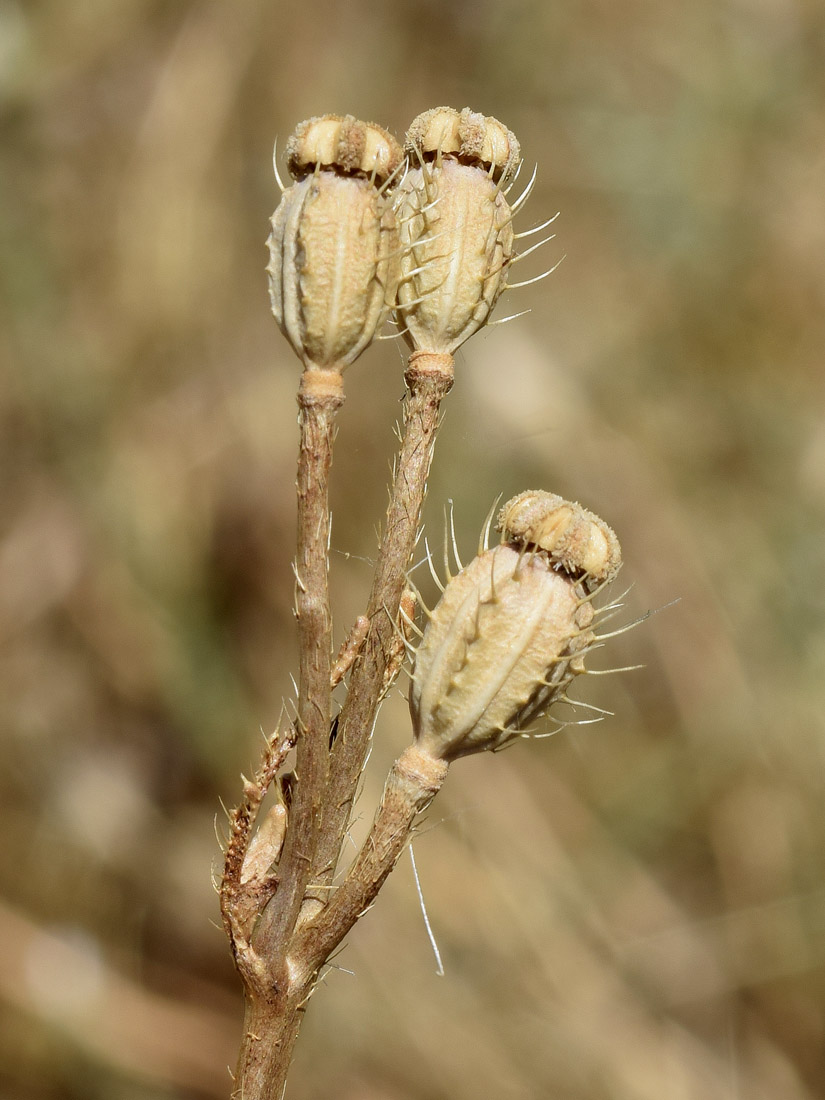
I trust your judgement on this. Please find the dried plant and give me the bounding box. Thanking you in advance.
[219,107,630,1098]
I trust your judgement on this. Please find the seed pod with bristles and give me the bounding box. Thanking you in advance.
[394,106,520,355]
[409,493,621,761]
[267,114,403,371]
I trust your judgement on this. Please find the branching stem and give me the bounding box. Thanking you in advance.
[227,354,453,1100]
[294,744,449,983]
[311,352,453,892]
[230,746,448,1100]
[252,369,343,961]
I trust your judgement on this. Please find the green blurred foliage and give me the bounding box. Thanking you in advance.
[2,0,825,1096]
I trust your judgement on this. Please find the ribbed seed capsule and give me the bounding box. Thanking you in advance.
[395,107,520,355]
[267,115,402,370]
[410,544,596,761]
[410,492,622,762]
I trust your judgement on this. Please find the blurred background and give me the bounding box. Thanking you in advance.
[2,0,825,1096]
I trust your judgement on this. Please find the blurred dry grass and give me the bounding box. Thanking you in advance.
[2,0,825,1096]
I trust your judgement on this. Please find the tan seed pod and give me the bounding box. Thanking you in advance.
[394,107,519,356]
[497,491,621,589]
[267,115,402,371]
[410,543,596,761]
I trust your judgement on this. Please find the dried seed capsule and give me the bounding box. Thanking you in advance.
[267,115,402,371]
[497,491,621,590]
[394,107,520,355]
[410,542,596,761]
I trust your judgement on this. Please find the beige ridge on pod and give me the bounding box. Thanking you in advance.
[267,115,402,371]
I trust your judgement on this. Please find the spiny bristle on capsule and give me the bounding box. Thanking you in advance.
[512,212,560,240]
[487,308,532,327]
[504,255,565,291]
[272,137,286,193]
[478,494,503,555]
[424,539,446,592]
[406,493,635,760]
[509,163,537,209]
[508,232,557,265]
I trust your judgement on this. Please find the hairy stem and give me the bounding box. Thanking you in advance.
[253,369,344,962]
[294,744,449,984]
[310,351,454,892]
[231,991,304,1100]
[228,355,452,1100]
[232,746,447,1098]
